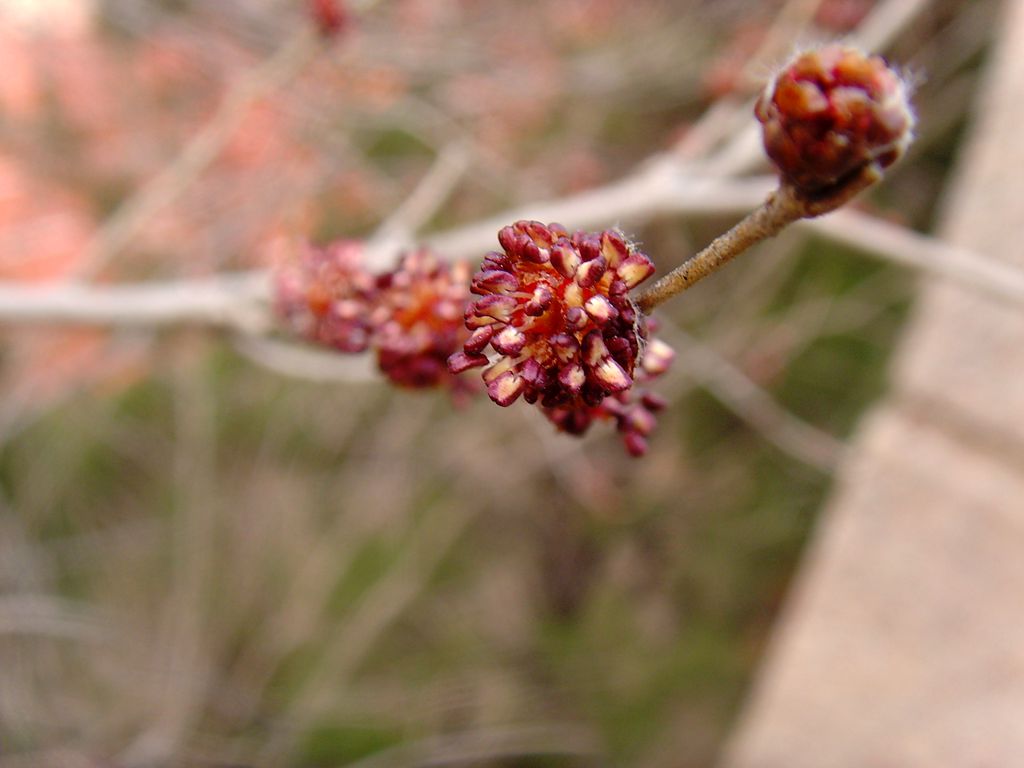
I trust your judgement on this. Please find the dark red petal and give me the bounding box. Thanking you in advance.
[472,269,519,295]
[464,326,495,354]
[487,371,526,406]
[575,256,607,288]
[550,240,581,279]
[448,352,487,376]
[623,432,649,457]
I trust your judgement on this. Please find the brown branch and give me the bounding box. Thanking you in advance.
[3,167,1024,346]
[75,30,323,279]
[636,168,881,313]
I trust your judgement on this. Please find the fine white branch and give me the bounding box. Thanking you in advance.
[0,272,270,332]
[426,162,772,258]
[1,168,1023,336]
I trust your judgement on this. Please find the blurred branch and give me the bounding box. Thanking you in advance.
[258,504,476,764]
[222,398,439,734]
[119,357,220,768]
[339,724,602,768]
[804,208,1024,304]
[77,29,324,279]
[365,142,472,270]
[0,164,1023,345]
[855,0,935,52]
[232,335,378,382]
[427,162,772,258]
[660,323,845,472]
[0,595,108,643]
[0,272,270,331]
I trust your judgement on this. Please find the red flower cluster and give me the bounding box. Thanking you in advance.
[275,224,676,456]
[545,336,675,457]
[450,221,656,406]
[372,250,471,389]
[274,239,376,353]
[448,220,675,453]
[274,241,470,390]
[755,45,914,195]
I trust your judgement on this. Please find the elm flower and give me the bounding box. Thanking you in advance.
[755,45,914,195]
[372,249,472,389]
[544,337,675,457]
[273,239,377,353]
[449,220,660,410]
[449,220,677,454]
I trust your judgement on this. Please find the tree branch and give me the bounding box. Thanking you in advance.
[0,272,270,332]
[76,29,323,279]
[660,323,845,472]
[1,140,1023,358]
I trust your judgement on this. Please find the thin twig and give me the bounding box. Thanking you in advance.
[0,595,108,643]
[76,29,323,279]
[659,323,845,472]
[338,724,601,768]
[636,169,882,313]
[364,142,471,270]
[636,185,805,313]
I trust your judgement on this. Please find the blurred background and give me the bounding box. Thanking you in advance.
[0,0,1005,766]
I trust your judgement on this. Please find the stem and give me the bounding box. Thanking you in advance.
[636,185,803,313]
[635,166,883,313]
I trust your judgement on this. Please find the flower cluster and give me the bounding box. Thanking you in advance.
[755,45,914,195]
[545,335,675,457]
[274,239,376,354]
[448,220,675,453]
[273,240,470,391]
[372,250,472,389]
[275,226,675,455]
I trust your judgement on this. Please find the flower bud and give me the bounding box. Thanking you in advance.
[755,45,914,194]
